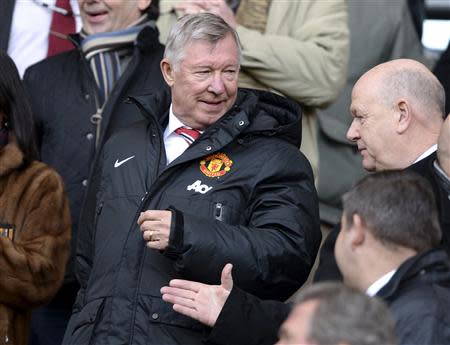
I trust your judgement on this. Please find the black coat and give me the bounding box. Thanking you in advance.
[0,0,14,52]
[377,249,450,345]
[22,26,168,283]
[63,89,321,345]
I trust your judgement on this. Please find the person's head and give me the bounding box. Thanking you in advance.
[78,0,153,35]
[276,282,397,345]
[335,170,442,288]
[347,59,445,172]
[160,13,241,130]
[0,52,38,166]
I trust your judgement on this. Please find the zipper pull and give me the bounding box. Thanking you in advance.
[215,203,224,221]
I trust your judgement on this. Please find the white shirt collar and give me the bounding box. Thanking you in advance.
[413,144,437,163]
[366,269,396,297]
[163,104,187,140]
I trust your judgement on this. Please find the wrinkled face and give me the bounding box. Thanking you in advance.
[78,0,150,34]
[275,300,318,345]
[347,81,397,172]
[162,34,239,130]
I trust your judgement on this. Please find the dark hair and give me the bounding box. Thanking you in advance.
[294,282,397,345]
[342,170,441,252]
[0,51,38,166]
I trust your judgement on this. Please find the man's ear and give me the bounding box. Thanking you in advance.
[350,214,366,249]
[138,0,152,12]
[395,99,411,134]
[160,59,175,87]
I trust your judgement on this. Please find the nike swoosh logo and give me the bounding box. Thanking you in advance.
[114,155,135,168]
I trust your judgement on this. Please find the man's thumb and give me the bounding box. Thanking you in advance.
[221,263,233,291]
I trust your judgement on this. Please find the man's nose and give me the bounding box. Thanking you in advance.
[346,121,359,142]
[208,73,225,94]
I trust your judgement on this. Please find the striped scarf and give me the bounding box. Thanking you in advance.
[80,16,154,105]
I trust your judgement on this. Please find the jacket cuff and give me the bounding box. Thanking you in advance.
[163,206,184,260]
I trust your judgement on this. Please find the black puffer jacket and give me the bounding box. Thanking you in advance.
[377,249,450,345]
[64,89,321,345]
[23,25,168,283]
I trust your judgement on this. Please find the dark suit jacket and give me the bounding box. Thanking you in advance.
[0,0,15,52]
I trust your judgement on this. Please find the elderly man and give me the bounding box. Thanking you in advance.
[276,282,396,345]
[162,171,450,345]
[156,0,349,177]
[315,59,450,281]
[62,13,320,345]
[22,1,167,344]
[317,0,425,224]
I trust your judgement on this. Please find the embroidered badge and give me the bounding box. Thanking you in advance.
[0,223,15,241]
[200,153,233,178]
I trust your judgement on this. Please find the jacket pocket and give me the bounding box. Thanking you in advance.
[212,201,241,224]
[64,298,105,345]
[135,294,204,342]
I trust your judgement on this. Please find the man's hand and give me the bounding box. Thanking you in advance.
[175,0,237,29]
[161,263,234,327]
[438,115,450,177]
[138,210,172,250]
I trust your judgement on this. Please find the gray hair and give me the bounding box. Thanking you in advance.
[164,13,242,68]
[295,282,397,345]
[342,170,441,253]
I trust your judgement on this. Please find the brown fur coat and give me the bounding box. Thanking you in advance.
[0,143,71,345]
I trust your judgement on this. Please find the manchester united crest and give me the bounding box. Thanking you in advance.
[200,153,233,177]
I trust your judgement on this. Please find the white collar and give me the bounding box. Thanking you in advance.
[164,104,189,140]
[413,144,437,163]
[366,269,396,297]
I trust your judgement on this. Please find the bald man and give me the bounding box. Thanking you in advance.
[314,59,450,283]
[347,59,443,172]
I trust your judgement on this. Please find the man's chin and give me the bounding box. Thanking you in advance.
[362,161,377,172]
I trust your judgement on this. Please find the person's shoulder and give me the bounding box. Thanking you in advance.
[27,160,64,182]
[12,160,66,199]
[104,120,150,150]
[391,287,450,345]
[389,271,450,315]
[24,49,80,79]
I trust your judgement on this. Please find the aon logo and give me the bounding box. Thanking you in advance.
[187,180,213,194]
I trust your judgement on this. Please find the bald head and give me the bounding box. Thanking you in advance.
[347,59,445,171]
[358,59,445,121]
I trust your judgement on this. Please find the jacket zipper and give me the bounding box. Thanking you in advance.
[74,41,104,149]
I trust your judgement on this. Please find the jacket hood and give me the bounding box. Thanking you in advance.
[130,88,302,148]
